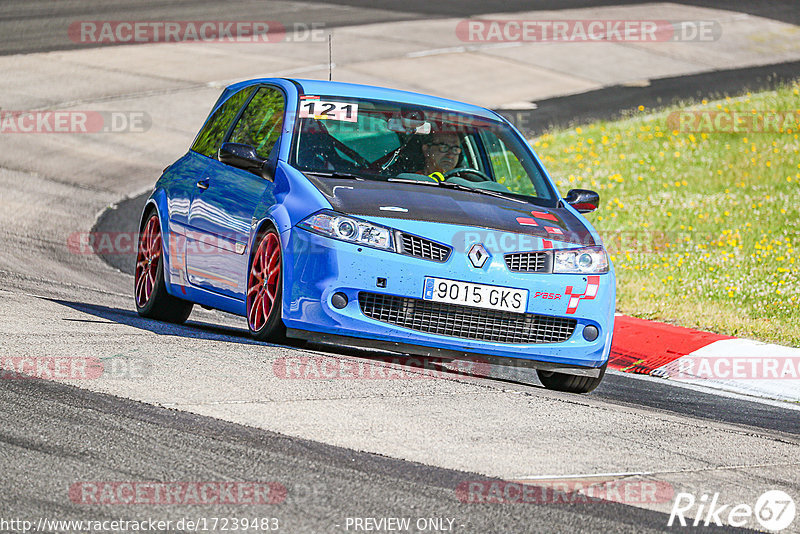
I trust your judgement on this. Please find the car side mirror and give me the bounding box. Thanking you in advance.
[564,189,600,214]
[219,142,266,174]
[260,138,280,182]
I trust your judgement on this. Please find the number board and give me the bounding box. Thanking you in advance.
[299,97,358,122]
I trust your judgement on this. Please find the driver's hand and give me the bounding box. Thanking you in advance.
[427,171,445,182]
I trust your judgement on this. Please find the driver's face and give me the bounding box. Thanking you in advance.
[423,133,460,174]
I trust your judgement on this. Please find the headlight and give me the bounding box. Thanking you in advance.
[298,210,394,251]
[553,246,609,274]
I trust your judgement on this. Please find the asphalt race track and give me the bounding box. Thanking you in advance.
[2,0,800,55]
[1,2,799,533]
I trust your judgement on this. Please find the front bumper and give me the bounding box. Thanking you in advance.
[280,222,615,371]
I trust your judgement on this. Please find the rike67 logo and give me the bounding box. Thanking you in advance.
[669,490,796,531]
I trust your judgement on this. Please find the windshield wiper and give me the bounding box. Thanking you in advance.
[304,171,365,180]
[435,180,515,200]
[388,177,526,202]
[387,178,440,186]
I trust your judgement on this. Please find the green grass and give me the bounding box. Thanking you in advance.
[535,81,800,346]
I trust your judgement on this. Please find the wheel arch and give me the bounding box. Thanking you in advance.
[139,198,159,229]
[138,192,179,297]
[248,216,282,282]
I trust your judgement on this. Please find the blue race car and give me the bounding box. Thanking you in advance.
[134,78,615,393]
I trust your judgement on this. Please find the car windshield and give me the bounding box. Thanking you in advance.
[290,95,556,203]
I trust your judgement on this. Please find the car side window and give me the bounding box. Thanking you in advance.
[479,130,545,197]
[191,87,256,158]
[228,86,285,159]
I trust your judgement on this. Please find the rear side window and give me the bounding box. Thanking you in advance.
[228,86,285,159]
[191,87,255,157]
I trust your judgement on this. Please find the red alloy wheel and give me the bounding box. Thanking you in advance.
[135,215,162,308]
[247,231,281,332]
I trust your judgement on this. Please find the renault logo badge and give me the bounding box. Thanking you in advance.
[468,244,490,268]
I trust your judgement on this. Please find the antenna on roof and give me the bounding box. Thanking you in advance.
[328,34,332,81]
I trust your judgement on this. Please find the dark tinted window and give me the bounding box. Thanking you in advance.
[290,96,556,202]
[229,86,285,159]
[191,86,255,157]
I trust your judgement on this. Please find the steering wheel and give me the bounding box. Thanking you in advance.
[444,167,491,183]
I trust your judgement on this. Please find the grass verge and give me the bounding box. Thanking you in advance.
[536,81,800,346]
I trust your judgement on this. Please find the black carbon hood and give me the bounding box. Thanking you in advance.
[308,177,596,246]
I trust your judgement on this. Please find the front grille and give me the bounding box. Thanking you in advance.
[359,292,576,344]
[505,252,549,272]
[397,232,451,262]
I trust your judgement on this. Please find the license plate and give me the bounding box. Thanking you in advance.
[423,277,528,313]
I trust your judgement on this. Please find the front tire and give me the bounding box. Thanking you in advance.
[537,362,607,394]
[134,212,193,323]
[246,228,286,342]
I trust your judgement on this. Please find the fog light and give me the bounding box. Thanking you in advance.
[583,325,599,341]
[331,292,348,309]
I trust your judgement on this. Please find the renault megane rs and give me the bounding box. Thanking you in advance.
[134,78,615,393]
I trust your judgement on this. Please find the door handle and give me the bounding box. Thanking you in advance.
[196,178,209,190]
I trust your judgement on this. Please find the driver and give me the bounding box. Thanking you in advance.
[417,132,462,180]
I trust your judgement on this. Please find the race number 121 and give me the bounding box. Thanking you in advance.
[298,100,358,122]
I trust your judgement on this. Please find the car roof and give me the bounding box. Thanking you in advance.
[230,77,502,121]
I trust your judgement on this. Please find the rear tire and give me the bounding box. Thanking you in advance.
[134,211,193,324]
[537,362,607,394]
